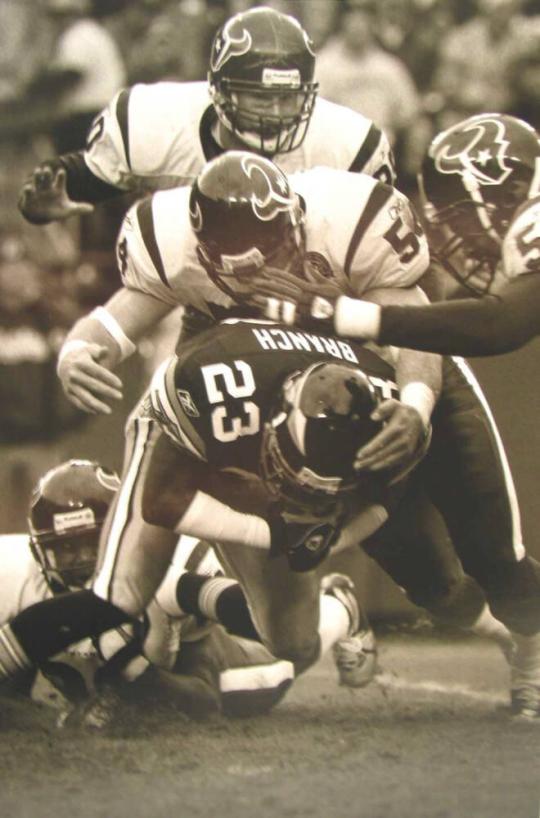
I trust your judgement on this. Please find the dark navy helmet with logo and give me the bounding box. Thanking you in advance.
[208,6,318,154]
[419,113,540,294]
[261,361,384,508]
[28,459,120,590]
[190,151,305,300]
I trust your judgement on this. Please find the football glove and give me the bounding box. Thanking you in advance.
[269,512,339,572]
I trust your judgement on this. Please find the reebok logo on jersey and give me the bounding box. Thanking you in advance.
[177,390,199,417]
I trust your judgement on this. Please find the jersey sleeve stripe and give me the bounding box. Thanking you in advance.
[135,198,172,289]
[344,183,393,279]
[163,361,206,458]
[116,88,132,170]
[348,123,383,174]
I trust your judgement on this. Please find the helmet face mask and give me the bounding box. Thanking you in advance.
[32,532,100,590]
[208,7,318,154]
[191,151,306,303]
[28,460,119,591]
[260,362,384,508]
[419,113,540,295]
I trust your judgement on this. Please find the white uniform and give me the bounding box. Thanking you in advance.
[84,81,395,194]
[0,534,291,715]
[502,195,540,279]
[117,167,428,319]
[92,167,429,625]
[0,535,51,622]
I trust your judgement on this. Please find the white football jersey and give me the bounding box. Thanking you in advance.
[84,81,395,194]
[117,167,428,315]
[502,195,540,280]
[0,534,51,624]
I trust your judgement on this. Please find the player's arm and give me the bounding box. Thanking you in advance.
[331,274,540,356]
[349,122,396,186]
[142,432,341,571]
[353,284,441,472]
[57,287,173,414]
[18,88,134,224]
[142,432,275,549]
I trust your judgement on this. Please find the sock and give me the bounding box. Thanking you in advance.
[317,594,350,657]
[8,589,130,666]
[470,603,514,660]
[176,573,260,642]
[511,632,540,687]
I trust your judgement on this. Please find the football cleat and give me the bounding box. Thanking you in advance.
[58,684,125,730]
[511,685,540,720]
[321,573,378,688]
[81,685,124,730]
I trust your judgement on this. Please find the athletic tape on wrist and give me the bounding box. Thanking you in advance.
[90,306,137,360]
[57,339,91,367]
[399,381,436,429]
[334,296,381,339]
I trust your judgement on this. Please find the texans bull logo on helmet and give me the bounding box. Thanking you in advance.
[210,19,252,73]
[433,116,514,187]
[241,155,297,222]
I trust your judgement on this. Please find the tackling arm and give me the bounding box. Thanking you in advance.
[333,275,540,356]
[352,285,441,473]
[57,288,173,414]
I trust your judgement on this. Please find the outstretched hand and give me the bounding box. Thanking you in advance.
[18,164,94,224]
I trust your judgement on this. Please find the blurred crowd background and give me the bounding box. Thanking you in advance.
[0,0,539,607]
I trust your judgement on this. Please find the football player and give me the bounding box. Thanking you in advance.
[204,137,540,717]
[286,113,540,356]
[0,459,301,722]
[17,5,395,227]
[0,330,413,709]
[177,152,540,719]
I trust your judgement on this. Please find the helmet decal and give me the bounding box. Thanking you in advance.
[241,155,296,221]
[211,20,252,73]
[434,116,513,186]
[53,507,96,534]
[189,199,203,233]
[95,466,121,493]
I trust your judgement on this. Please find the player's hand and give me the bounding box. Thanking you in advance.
[57,343,123,414]
[247,267,341,326]
[18,163,94,224]
[354,399,427,474]
[248,264,342,305]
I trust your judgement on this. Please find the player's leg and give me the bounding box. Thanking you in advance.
[213,542,354,676]
[92,414,179,616]
[174,626,295,717]
[363,472,486,623]
[424,357,540,715]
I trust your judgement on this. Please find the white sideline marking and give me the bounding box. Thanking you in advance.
[375,672,507,706]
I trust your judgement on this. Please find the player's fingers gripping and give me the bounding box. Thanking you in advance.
[250,267,307,303]
[58,345,123,408]
[354,400,425,471]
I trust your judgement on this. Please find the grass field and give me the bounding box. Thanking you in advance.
[1,633,539,818]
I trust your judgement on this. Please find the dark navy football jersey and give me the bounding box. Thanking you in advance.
[149,320,398,475]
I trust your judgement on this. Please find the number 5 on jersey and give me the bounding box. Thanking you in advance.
[201,361,260,442]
